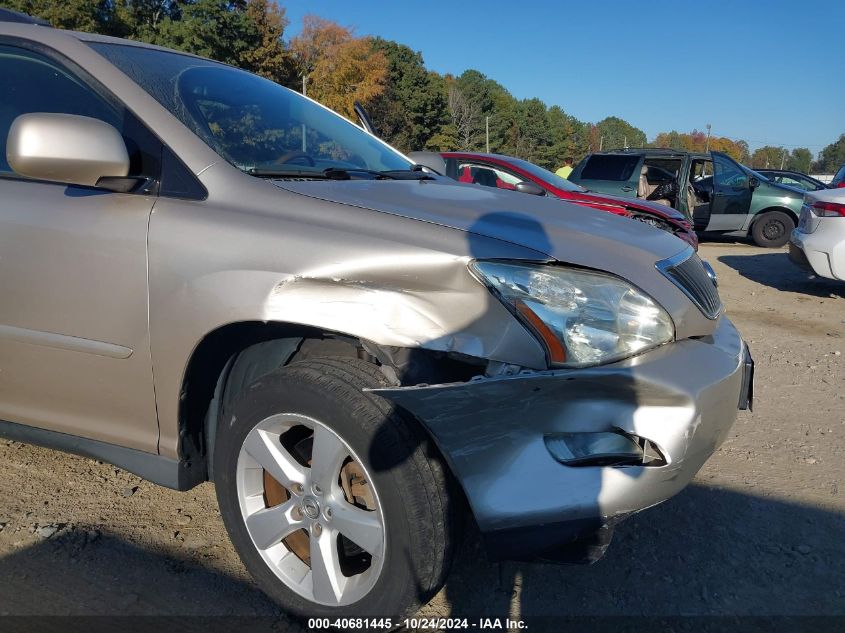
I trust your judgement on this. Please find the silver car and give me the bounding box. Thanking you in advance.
[0,13,753,619]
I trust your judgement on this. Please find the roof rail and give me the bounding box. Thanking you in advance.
[0,9,51,26]
[608,147,687,153]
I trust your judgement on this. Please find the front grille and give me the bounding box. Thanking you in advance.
[656,250,722,319]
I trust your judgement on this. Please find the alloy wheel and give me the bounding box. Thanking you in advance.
[235,412,385,606]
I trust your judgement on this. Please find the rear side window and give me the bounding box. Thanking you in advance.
[580,155,640,181]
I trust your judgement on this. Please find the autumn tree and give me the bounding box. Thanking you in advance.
[751,145,789,169]
[290,15,387,119]
[238,0,295,85]
[651,130,748,161]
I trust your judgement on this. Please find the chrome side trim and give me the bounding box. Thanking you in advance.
[0,324,133,359]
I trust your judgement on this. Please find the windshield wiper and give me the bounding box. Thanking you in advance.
[379,165,436,180]
[247,167,335,179]
[248,166,433,181]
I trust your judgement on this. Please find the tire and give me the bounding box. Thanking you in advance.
[751,210,794,248]
[213,356,456,619]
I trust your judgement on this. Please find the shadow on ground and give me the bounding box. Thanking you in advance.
[1,486,842,626]
[718,252,844,299]
[441,485,845,619]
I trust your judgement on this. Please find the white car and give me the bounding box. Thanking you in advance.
[789,188,845,280]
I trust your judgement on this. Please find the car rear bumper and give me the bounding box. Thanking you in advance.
[790,228,840,280]
[373,316,751,561]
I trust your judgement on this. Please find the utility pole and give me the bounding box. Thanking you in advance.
[599,136,604,151]
[485,116,490,153]
[705,123,712,152]
[780,149,786,170]
[302,74,306,96]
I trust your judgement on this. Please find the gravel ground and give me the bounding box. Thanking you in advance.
[0,241,843,627]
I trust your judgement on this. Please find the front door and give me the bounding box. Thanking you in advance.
[708,151,753,231]
[0,42,159,451]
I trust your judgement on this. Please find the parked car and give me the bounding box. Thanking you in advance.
[830,165,845,188]
[569,148,805,247]
[409,151,698,248]
[789,188,845,280]
[756,169,829,192]
[0,13,753,620]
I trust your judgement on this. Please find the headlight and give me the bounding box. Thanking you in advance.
[471,261,674,367]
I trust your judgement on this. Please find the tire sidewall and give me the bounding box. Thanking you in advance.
[214,367,430,619]
[752,210,794,248]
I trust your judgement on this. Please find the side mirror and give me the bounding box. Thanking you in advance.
[748,176,760,190]
[515,181,546,196]
[7,113,129,187]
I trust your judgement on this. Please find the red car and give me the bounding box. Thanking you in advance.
[409,151,698,249]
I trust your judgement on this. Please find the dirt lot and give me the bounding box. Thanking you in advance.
[0,241,843,627]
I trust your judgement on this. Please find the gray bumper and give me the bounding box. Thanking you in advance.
[374,316,749,559]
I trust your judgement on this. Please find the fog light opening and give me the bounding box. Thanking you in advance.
[544,432,666,468]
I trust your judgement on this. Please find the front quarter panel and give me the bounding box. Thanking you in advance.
[148,168,549,459]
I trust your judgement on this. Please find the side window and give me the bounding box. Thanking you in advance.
[713,154,748,189]
[580,155,640,181]
[0,43,160,183]
[457,162,523,190]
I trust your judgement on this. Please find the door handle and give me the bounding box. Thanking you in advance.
[621,186,634,192]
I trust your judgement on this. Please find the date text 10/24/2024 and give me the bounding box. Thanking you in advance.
[308,617,528,630]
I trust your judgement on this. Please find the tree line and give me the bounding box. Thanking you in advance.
[5,0,843,173]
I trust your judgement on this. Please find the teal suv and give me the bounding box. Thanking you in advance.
[570,148,804,247]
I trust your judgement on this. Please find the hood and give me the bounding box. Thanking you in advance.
[271,177,687,265]
[269,177,714,339]
[573,191,688,222]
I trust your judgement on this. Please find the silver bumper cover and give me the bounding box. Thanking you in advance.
[374,316,749,558]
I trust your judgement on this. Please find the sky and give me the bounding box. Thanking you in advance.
[283,0,844,154]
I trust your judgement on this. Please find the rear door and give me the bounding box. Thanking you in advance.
[569,154,642,197]
[707,151,752,231]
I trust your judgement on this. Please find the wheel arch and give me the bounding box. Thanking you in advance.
[749,205,798,232]
[176,321,485,486]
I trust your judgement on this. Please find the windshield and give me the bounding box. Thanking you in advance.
[87,42,412,175]
[507,157,586,192]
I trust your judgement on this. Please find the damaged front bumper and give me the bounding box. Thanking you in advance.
[373,316,752,562]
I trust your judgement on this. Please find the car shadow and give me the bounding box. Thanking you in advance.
[2,485,842,628]
[0,528,295,630]
[718,252,845,299]
[438,484,845,620]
